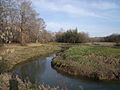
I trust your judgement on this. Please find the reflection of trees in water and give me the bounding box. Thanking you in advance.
[18,59,46,84]
[9,78,18,90]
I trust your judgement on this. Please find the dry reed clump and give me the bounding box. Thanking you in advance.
[0,73,61,90]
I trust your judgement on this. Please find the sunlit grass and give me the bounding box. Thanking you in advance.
[52,45,120,80]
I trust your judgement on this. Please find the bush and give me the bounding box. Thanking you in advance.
[55,28,89,43]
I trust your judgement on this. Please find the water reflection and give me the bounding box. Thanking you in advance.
[12,54,120,90]
[13,58,46,84]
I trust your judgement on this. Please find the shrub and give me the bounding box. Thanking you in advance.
[55,28,89,43]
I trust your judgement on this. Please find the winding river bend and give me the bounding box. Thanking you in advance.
[12,54,120,90]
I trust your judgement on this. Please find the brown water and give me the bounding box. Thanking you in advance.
[12,54,120,90]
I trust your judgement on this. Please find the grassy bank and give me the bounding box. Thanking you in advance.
[0,43,61,73]
[52,45,120,80]
[0,43,63,90]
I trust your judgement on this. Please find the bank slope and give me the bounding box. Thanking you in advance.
[52,45,120,80]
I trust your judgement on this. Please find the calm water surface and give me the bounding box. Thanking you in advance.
[12,54,120,90]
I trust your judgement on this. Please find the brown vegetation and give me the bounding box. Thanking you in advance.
[0,0,53,45]
[0,73,60,90]
[52,45,120,80]
[0,43,61,73]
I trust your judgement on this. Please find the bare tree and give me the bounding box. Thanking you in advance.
[0,0,47,45]
[0,0,17,44]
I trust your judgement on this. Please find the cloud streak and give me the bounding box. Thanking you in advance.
[31,0,120,37]
[32,0,106,18]
[47,21,120,37]
[32,0,119,18]
[89,1,119,10]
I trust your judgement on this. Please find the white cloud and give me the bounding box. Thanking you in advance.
[46,21,120,37]
[60,4,101,17]
[89,1,119,10]
[59,0,119,10]
[31,0,120,37]
[32,0,104,18]
[46,22,91,33]
[46,22,76,32]
[32,0,119,19]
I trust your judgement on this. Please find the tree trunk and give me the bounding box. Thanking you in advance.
[20,30,26,46]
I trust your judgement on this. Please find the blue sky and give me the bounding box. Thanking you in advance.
[31,0,120,37]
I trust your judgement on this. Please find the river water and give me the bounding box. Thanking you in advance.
[12,54,120,90]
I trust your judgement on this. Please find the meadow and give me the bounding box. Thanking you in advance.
[0,42,120,90]
[52,45,120,80]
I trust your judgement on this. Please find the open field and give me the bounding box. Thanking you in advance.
[52,45,120,80]
[86,42,116,46]
[0,42,120,90]
[0,43,61,73]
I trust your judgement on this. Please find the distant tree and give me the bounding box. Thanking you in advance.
[91,34,120,46]
[55,32,64,42]
[104,34,120,42]
[39,30,53,43]
[55,28,89,43]
[63,29,78,43]
[78,32,89,43]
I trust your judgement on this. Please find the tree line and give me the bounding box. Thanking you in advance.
[55,29,120,44]
[92,34,120,42]
[92,34,120,45]
[55,28,90,43]
[0,0,53,45]
[0,0,119,45]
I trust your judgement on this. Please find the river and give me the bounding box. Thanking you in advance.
[12,54,120,90]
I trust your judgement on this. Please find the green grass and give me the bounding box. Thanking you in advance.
[52,45,120,80]
[63,45,120,58]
